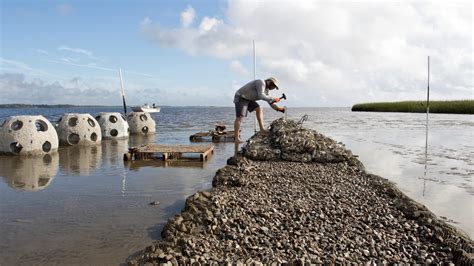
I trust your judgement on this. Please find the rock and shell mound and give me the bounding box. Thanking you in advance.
[130,118,472,265]
[244,118,358,164]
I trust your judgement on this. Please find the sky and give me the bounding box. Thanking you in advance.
[0,0,472,107]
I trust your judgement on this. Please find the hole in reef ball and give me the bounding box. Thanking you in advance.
[10,142,23,153]
[42,141,52,152]
[109,115,118,123]
[110,129,118,137]
[95,115,101,120]
[142,126,149,134]
[67,133,80,145]
[11,120,23,131]
[87,118,96,127]
[68,117,78,127]
[35,120,48,132]
[90,132,98,141]
[139,114,148,122]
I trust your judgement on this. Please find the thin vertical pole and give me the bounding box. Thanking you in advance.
[253,40,256,80]
[119,68,127,115]
[423,56,430,196]
[425,56,430,155]
[427,56,430,117]
[253,40,258,133]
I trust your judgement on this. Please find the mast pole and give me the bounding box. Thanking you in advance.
[119,68,127,115]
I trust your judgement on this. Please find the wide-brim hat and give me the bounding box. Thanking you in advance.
[266,77,279,89]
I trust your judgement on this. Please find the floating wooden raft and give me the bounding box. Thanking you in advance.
[124,144,214,161]
[189,130,235,142]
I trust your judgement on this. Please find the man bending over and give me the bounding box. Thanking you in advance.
[233,77,285,155]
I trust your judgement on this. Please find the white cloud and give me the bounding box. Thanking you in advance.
[180,5,196,28]
[58,46,95,59]
[198,17,222,33]
[141,17,152,26]
[0,57,169,104]
[229,60,249,76]
[0,73,117,105]
[141,14,251,59]
[140,0,473,106]
[34,49,48,55]
[0,58,62,79]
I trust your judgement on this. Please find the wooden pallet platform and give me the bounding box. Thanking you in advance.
[124,144,214,161]
[124,160,206,169]
[189,130,235,142]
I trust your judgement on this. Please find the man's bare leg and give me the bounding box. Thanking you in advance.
[234,117,242,155]
[256,106,266,131]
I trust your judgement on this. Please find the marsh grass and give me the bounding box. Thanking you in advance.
[351,100,473,114]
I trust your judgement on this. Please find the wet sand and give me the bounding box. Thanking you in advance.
[130,119,472,264]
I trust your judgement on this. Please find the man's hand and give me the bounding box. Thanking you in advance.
[270,103,285,112]
[272,97,280,103]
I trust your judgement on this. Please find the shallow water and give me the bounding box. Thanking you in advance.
[0,107,472,265]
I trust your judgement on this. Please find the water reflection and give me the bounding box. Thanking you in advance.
[419,147,439,196]
[58,145,102,175]
[0,140,131,191]
[129,134,155,147]
[419,114,439,196]
[101,139,128,166]
[0,153,59,191]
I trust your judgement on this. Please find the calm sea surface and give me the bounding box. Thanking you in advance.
[0,107,472,265]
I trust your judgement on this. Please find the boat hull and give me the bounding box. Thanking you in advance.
[131,107,161,113]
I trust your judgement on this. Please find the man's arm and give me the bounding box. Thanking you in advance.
[255,80,275,103]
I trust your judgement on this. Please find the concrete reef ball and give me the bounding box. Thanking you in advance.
[95,112,129,139]
[55,113,102,146]
[0,115,59,155]
[126,112,156,135]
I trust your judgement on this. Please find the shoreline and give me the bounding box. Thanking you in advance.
[129,118,472,264]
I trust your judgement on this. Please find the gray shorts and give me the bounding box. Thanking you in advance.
[234,95,259,117]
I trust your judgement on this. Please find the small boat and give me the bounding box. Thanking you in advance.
[131,104,161,113]
[117,69,160,114]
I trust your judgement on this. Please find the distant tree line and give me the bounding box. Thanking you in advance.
[352,100,474,115]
